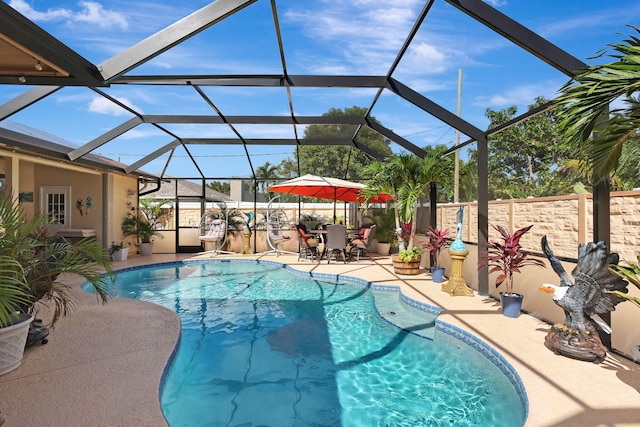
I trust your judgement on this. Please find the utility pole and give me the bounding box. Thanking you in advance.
[454,68,462,203]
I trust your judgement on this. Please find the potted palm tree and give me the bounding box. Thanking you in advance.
[478,224,546,317]
[0,255,32,375]
[121,212,161,256]
[363,151,449,275]
[0,197,113,375]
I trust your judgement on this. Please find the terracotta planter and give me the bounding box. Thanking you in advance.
[392,255,421,275]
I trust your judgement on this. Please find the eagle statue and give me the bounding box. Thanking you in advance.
[539,236,628,361]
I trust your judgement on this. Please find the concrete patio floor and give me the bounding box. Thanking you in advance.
[0,252,638,427]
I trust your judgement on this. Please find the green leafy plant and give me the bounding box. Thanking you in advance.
[397,247,423,263]
[363,152,449,251]
[108,241,127,256]
[0,197,113,328]
[0,256,31,328]
[478,224,545,295]
[139,198,172,230]
[121,213,161,245]
[420,228,452,267]
[371,210,396,244]
[608,256,640,308]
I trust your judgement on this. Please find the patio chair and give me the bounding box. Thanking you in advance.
[262,196,296,256]
[296,223,319,262]
[325,224,347,264]
[349,224,376,261]
[199,217,234,256]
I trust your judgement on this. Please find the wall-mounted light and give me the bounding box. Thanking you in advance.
[34,61,43,71]
[18,75,26,83]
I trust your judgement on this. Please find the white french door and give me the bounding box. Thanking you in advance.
[40,186,71,232]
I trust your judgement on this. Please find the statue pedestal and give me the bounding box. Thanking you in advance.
[544,323,607,362]
[442,249,473,297]
[242,231,253,254]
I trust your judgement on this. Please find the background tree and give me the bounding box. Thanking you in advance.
[206,181,230,194]
[280,106,392,179]
[483,96,577,199]
[255,161,281,194]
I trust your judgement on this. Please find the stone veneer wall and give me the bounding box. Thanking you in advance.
[436,190,640,262]
[434,190,640,359]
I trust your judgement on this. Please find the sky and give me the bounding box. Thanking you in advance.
[1,0,640,179]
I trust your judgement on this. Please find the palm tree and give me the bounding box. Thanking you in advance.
[363,152,448,250]
[255,162,280,194]
[0,197,113,328]
[555,27,640,179]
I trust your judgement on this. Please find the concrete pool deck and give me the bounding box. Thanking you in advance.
[0,252,638,426]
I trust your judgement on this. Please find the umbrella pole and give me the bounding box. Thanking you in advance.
[333,188,337,224]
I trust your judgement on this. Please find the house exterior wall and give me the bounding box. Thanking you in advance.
[0,148,138,250]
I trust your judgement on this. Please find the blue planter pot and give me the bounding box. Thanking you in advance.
[500,292,524,318]
[431,267,445,283]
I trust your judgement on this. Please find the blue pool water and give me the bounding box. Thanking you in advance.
[103,261,526,427]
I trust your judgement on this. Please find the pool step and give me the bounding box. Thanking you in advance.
[373,290,437,340]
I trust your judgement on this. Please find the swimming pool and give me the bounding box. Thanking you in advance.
[105,260,526,426]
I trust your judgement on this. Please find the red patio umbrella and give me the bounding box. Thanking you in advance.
[267,174,393,223]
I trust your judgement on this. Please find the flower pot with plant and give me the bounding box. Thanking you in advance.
[392,247,423,275]
[370,210,395,255]
[478,224,545,318]
[121,212,162,256]
[363,152,449,275]
[0,197,113,374]
[419,227,452,283]
[109,242,129,261]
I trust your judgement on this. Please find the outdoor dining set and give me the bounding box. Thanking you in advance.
[295,223,377,263]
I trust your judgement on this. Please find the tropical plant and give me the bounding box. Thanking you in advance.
[204,203,245,235]
[478,224,546,295]
[108,241,128,255]
[363,151,449,251]
[370,209,396,244]
[608,256,640,308]
[554,26,640,181]
[121,213,160,244]
[139,198,172,230]
[420,228,452,268]
[0,197,113,328]
[0,256,31,328]
[255,162,281,194]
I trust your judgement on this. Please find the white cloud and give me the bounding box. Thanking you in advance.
[75,1,128,30]
[402,42,449,75]
[284,1,423,74]
[9,0,128,30]
[8,0,71,21]
[88,96,141,116]
[483,0,507,7]
[473,81,562,109]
